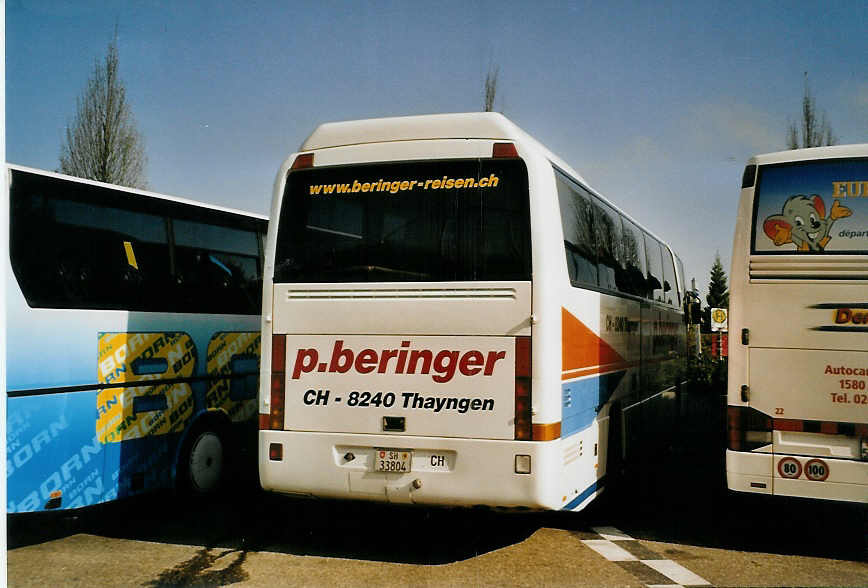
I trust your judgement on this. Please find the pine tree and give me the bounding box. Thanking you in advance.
[706,253,729,309]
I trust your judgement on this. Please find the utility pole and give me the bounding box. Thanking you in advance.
[691,278,701,356]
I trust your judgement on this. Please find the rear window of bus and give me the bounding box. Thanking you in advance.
[752,158,868,254]
[274,158,531,283]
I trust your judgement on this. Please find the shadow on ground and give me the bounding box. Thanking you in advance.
[8,391,867,565]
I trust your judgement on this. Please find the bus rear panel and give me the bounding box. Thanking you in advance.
[260,113,686,511]
[727,146,868,504]
[260,147,549,507]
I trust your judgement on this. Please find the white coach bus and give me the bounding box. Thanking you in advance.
[259,113,687,511]
[727,144,868,503]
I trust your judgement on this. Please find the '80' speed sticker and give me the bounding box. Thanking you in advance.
[777,457,830,481]
[777,457,802,479]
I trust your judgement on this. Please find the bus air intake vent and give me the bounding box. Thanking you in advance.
[284,286,519,301]
[749,256,868,280]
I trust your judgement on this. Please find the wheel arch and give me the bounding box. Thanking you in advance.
[172,408,233,487]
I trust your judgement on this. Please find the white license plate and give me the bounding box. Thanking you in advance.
[375,449,412,473]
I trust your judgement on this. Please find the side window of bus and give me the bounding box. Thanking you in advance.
[662,247,678,306]
[57,201,171,310]
[555,173,597,287]
[644,234,664,303]
[10,173,171,310]
[173,219,262,315]
[593,198,623,292]
[620,217,647,297]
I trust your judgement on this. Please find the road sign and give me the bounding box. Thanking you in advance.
[711,307,728,332]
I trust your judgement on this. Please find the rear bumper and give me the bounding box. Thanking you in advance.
[259,430,562,509]
[726,449,868,503]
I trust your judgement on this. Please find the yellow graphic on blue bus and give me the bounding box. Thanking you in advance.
[206,332,261,423]
[97,332,196,443]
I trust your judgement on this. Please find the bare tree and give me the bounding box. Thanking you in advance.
[60,33,147,188]
[786,74,837,149]
[483,63,499,112]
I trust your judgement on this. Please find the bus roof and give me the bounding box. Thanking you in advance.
[301,112,527,151]
[300,112,593,209]
[297,112,677,256]
[300,113,587,187]
[5,163,268,221]
[748,143,868,166]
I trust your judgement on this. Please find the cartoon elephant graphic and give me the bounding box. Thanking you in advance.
[763,194,852,251]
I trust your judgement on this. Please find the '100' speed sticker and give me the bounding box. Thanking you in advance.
[804,459,830,481]
[777,457,830,481]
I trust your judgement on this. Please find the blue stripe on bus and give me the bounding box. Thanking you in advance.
[562,476,606,511]
[6,390,181,513]
[561,371,625,437]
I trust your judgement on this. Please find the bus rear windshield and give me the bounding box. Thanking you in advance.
[753,158,868,254]
[274,158,531,283]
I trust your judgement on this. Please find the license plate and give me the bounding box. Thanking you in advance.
[375,449,412,473]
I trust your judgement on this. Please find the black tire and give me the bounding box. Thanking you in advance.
[177,423,229,496]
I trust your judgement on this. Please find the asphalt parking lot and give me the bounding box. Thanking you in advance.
[7,392,868,587]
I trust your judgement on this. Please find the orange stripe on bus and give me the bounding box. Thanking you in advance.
[562,308,625,380]
[820,422,838,435]
[533,422,561,441]
[773,418,867,436]
[562,360,639,381]
[773,419,803,432]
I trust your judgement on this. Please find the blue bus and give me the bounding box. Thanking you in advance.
[5,165,267,513]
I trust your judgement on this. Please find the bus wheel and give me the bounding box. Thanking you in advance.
[179,426,227,495]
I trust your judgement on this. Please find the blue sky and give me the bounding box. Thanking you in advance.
[6,0,868,298]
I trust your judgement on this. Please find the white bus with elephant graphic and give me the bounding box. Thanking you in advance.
[727,144,868,503]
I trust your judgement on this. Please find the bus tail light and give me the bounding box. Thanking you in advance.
[261,334,286,431]
[514,336,532,440]
[45,490,62,510]
[741,164,757,189]
[291,153,314,170]
[493,142,519,158]
[727,406,772,451]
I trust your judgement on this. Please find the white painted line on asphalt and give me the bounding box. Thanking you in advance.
[581,526,713,588]
[581,539,637,562]
[592,526,634,541]
[642,559,711,586]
